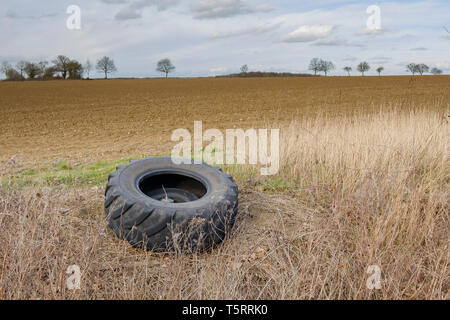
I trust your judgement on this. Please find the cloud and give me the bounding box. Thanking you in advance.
[5,10,57,20]
[342,55,357,62]
[410,47,427,51]
[191,0,273,19]
[210,22,283,39]
[102,0,128,4]
[313,39,363,47]
[209,66,227,73]
[115,0,179,20]
[5,10,19,19]
[2,0,449,77]
[356,28,387,36]
[370,55,392,64]
[434,61,450,70]
[115,7,142,20]
[281,25,334,43]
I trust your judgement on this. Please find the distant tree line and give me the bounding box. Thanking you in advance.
[303,58,444,77]
[406,63,442,75]
[221,71,314,78]
[339,61,442,76]
[1,56,178,81]
[1,55,118,81]
[231,64,312,77]
[2,55,444,80]
[231,60,445,77]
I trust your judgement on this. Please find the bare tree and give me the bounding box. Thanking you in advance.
[67,60,83,79]
[24,62,41,79]
[240,64,248,74]
[318,59,335,76]
[156,58,175,78]
[431,67,442,75]
[376,66,384,76]
[1,61,12,78]
[16,61,26,79]
[43,66,57,80]
[416,63,429,75]
[38,61,48,78]
[6,68,22,81]
[84,60,93,79]
[407,63,419,75]
[309,58,321,76]
[343,66,352,76]
[52,55,71,79]
[357,62,370,76]
[1,62,22,80]
[96,56,117,79]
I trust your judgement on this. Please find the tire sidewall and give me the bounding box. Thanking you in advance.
[117,157,233,213]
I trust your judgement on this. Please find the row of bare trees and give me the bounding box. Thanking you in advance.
[1,56,117,81]
[309,59,376,76]
[343,62,376,76]
[3,55,443,80]
[406,63,442,75]
[309,59,375,76]
[1,56,177,80]
[308,58,335,76]
[309,58,443,76]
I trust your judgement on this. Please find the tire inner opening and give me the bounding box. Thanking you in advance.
[139,173,207,203]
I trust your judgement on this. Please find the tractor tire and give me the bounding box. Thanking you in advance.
[104,156,238,252]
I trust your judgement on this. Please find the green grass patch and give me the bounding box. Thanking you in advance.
[3,157,147,188]
[2,154,294,194]
[262,175,290,191]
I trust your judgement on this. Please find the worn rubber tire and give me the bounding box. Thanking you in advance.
[104,156,238,252]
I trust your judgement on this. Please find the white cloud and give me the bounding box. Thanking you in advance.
[313,39,363,47]
[356,28,387,36]
[115,7,142,20]
[102,0,128,4]
[191,0,273,19]
[5,9,58,20]
[370,55,392,64]
[281,25,334,42]
[342,55,358,62]
[115,0,179,20]
[435,61,450,70]
[209,66,227,73]
[210,22,282,39]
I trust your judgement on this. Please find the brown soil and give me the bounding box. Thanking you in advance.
[1,76,448,170]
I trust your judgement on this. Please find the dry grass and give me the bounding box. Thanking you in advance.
[0,105,448,299]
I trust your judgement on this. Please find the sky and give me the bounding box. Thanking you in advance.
[1,0,449,77]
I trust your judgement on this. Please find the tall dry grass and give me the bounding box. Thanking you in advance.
[0,107,448,299]
[275,108,449,299]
